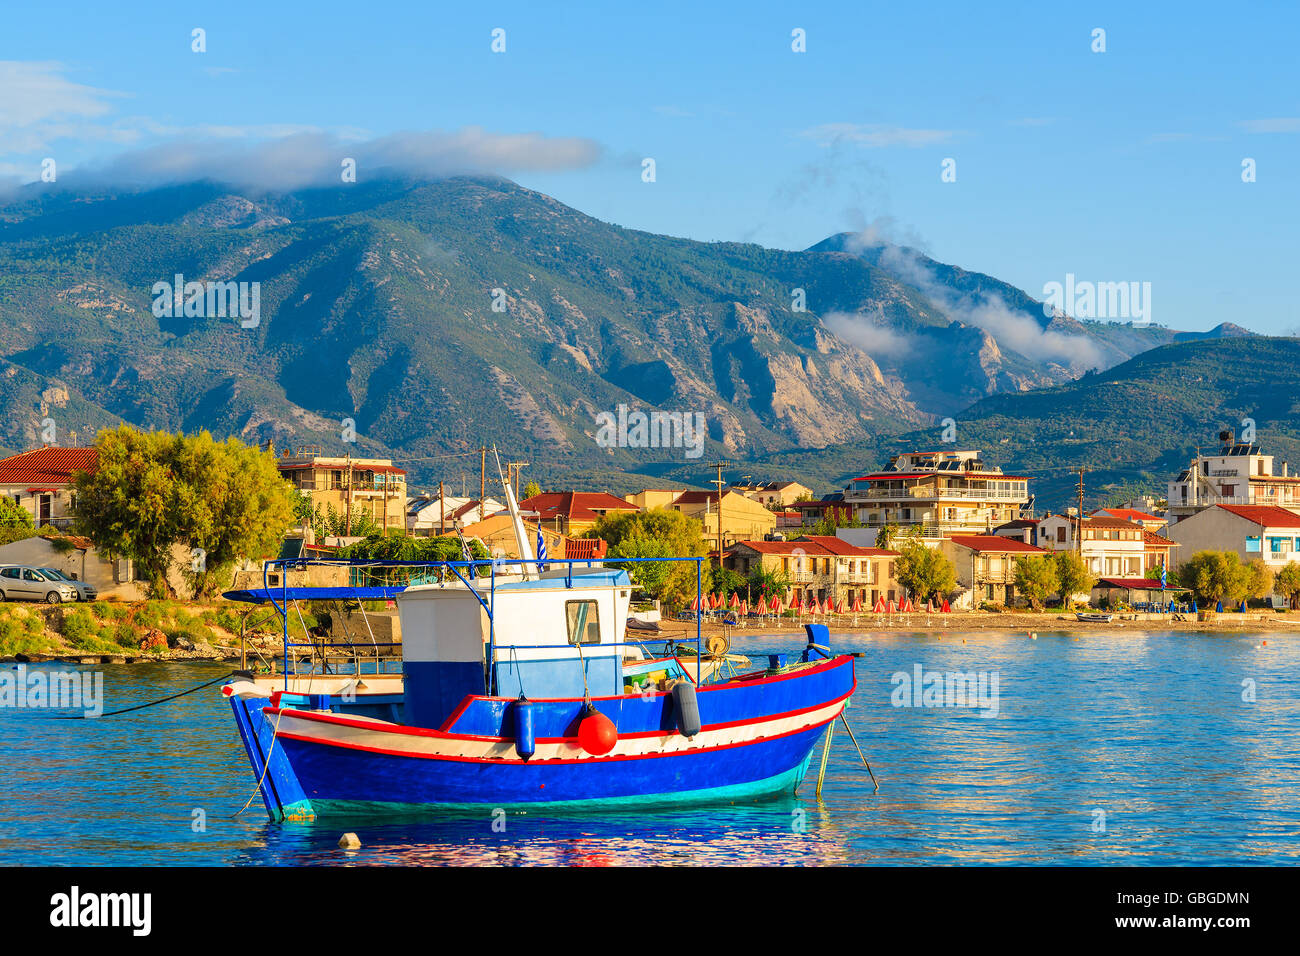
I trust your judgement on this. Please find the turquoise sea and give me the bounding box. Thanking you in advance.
[2,629,1297,866]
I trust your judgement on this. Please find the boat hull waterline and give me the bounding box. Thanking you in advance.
[229,654,856,819]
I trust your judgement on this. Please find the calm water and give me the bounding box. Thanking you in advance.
[2,630,1298,866]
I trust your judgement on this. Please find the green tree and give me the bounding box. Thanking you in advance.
[1053,550,1097,608]
[174,432,296,598]
[522,481,541,500]
[893,539,956,604]
[874,522,900,550]
[337,530,489,582]
[587,507,712,609]
[1275,562,1300,610]
[0,496,35,546]
[1177,551,1251,606]
[712,565,746,599]
[73,426,293,599]
[1244,559,1275,604]
[1014,555,1060,610]
[748,565,791,600]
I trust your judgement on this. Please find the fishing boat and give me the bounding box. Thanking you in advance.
[221,458,859,820]
[1075,612,1114,623]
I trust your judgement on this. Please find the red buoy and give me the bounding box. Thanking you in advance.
[577,705,617,756]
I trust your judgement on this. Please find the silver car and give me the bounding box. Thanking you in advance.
[0,565,80,604]
[38,567,97,601]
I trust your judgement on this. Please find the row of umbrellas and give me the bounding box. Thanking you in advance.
[688,592,952,614]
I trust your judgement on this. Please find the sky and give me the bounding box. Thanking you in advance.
[2,0,1297,333]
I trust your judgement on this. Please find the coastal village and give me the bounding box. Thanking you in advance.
[3,424,1300,659]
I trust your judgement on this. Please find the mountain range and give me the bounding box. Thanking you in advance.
[0,174,1281,507]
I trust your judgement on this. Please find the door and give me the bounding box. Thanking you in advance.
[0,567,22,597]
[38,495,52,527]
[21,568,48,599]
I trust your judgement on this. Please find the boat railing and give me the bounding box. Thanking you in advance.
[256,555,710,692]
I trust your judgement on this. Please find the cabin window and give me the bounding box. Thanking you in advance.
[566,600,601,645]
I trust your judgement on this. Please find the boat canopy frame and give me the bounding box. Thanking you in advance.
[229,555,709,692]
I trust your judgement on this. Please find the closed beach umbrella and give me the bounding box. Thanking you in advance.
[940,599,951,613]
[741,600,748,616]
[770,595,783,614]
[1216,600,1224,613]
[730,592,741,608]
[873,597,886,613]
[888,600,897,613]
[791,592,802,611]
[851,594,863,613]
[690,595,701,612]
[926,599,934,613]
[836,597,847,614]
[755,595,768,614]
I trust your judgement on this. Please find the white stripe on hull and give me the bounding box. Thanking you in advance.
[272,696,850,763]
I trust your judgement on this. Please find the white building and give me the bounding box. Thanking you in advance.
[1167,504,1300,572]
[1168,431,1300,524]
[841,449,1033,538]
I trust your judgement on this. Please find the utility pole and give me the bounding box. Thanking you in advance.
[1076,467,1085,556]
[507,461,529,501]
[439,480,446,536]
[708,461,731,566]
[344,451,354,536]
[480,447,487,522]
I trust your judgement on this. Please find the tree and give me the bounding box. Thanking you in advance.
[875,522,900,550]
[0,496,35,546]
[73,426,293,599]
[1244,559,1275,604]
[1275,562,1300,610]
[1053,551,1096,607]
[712,565,746,599]
[173,432,296,598]
[893,539,956,604]
[1177,551,1251,606]
[1014,555,1059,610]
[748,565,791,600]
[336,531,489,582]
[522,481,541,500]
[587,507,712,609]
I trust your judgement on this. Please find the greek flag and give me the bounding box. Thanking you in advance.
[1160,562,1167,588]
[536,527,547,572]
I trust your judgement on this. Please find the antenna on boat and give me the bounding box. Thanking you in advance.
[492,445,537,580]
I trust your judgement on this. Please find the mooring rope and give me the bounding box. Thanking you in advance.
[57,671,235,719]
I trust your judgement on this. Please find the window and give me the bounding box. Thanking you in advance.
[566,600,600,645]
[0,568,18,580]
[1246,536,1261,553]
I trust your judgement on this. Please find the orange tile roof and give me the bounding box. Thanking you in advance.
[0,447,98,487]
[1096,508,1161,522]
[519,492,639,522]
[948,534,1046,554]
[1216,504,1300,528]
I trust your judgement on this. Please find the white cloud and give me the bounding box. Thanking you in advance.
[834,217,1103,368]
[823,310,916,357]
[800,122,957,149]
[66,127,603,191]
[1239,118,1300,133]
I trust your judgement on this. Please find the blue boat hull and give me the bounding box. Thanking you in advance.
[228,655,855,819]
[276,723,825,816]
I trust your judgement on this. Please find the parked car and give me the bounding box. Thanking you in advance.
[0,565,80,604]
[37,567,97,601]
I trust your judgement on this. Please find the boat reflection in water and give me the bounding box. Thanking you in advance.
[232,799,856,866]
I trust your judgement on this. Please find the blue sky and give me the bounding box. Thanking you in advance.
[3,0,1297,333]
